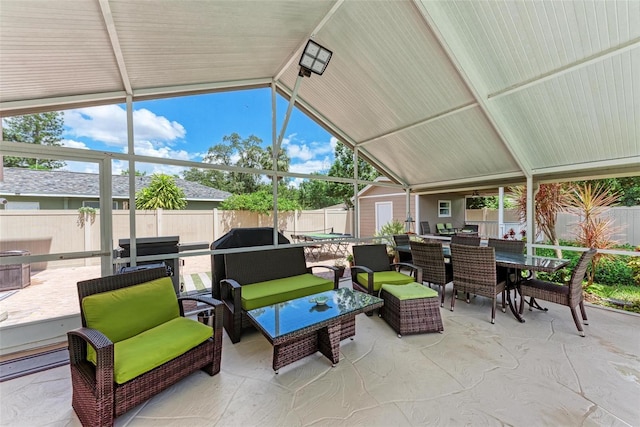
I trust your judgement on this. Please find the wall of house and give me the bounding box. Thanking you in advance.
[357,186,415,237]
[0,196,221,211]
[418,194,466,234]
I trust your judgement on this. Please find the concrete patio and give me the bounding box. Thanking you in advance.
[1,278,639,426]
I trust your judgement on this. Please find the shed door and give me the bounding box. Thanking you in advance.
[375,201,393,233]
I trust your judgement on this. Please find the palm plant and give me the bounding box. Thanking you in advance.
[136,174,187,210]
[510,183,572,259]
[566,182,621,287]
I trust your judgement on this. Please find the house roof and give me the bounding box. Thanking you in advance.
[0,168,231,201]
[0,1,638,193]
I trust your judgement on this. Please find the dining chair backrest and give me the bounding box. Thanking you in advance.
[420,221,431,234]
[487,238,525,254]
[393,234,410,247]
[352,244,391,272]
[410,240,448,285]
[450,244,497,289]
[567,248,597,305]
[451,234,481,246]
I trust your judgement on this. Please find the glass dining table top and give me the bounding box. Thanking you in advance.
[246,288,383,340]
[395,244,569,273]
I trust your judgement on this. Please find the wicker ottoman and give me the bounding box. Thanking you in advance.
[380,282,444,337]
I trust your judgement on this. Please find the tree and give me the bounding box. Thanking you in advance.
[566,182,621,287]
[583,177,640,207]
[220,188,301,213]
[298,174,343,209]
[135,174,187,210]
[122,169,146,176]
[2,112,66,169]
[327,141,380,207]
[510,183,572,259]
[182,133,291,194]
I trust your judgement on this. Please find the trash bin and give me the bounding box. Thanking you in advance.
[197,309,214,327]
[0,250,31,291]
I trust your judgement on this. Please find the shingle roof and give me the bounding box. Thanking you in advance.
[0,168,231,201]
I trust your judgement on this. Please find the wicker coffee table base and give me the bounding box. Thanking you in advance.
[271,317,356,372]
[380,289,443,337]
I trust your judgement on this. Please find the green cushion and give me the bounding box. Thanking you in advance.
[113,317,211,384]
[241,274,334,311]
[356,271,414,292]
[82,277,179,364]
[382,282,438,300]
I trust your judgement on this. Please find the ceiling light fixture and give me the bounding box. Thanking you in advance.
[298,39,333,77]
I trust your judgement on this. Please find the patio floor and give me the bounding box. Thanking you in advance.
[1,279,639,426]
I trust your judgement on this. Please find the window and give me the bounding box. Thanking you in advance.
[438,200,451,217]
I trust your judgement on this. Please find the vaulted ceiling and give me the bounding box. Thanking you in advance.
[1,0,638,193]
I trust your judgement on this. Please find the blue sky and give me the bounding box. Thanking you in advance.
[60,88,338,184]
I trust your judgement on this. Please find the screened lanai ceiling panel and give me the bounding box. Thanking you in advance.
[492,49,640,172]
[1,0,638,189]
[422,0,640,96]
[278,0,474,143]
[362,106,521,186]
[0,1,122,104]
[109,1,337,90]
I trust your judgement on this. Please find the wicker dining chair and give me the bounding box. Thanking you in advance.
[487,238,526,283]
[393,234,412,263]
[519,248,597,336]
[420,221,431,235]
[450,244,506,323]
[450,234,481,246]
[409,240,452,307]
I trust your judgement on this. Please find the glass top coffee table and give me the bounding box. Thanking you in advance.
[246,288,383,373]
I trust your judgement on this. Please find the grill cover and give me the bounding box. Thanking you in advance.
[210,228,289,299]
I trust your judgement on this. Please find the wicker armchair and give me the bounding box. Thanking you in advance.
[409,240,452,307]
[450,234,481,246]
[450,244,506,323]
[351,244,421,297]
[68,267,223,427]
[519,248,597,336]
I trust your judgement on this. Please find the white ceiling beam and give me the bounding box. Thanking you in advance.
[358,102,477,147]
[412,171,526,194]
[0,92,126,116]
[133,78,273,100]
[489,37,640,100]
[414,0,533,178]
[98,0,132,95]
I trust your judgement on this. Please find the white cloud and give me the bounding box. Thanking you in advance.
[64,105,185,147]
[60,139,89,149]
[282,133,335,162]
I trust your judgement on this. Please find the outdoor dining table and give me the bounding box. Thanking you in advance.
[396,244,570,322]
[301,233,352,258]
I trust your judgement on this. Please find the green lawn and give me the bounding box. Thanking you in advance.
[585,283,640,313]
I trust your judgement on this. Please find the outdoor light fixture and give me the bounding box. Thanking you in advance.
[298,39,332,77]
[405,215,415,233]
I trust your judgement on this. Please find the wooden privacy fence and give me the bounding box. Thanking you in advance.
[0,208,353,269]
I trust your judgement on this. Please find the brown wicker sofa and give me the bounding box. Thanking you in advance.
[220,246,339,343]
[67,267,223,427]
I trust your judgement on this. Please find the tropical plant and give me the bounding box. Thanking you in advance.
[510,183,572,258]
[566,182,621,287]
[135,174,187,210]
[76,206,97,228]
[374,219,405,248]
